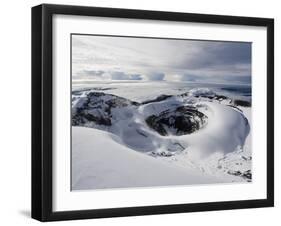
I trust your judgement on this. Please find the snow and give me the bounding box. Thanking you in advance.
[159,104,252,182]
[72,81,251,102]
[72,82,252,189]
[188,88,216,97]
[72,127,222,190]
[179,101,250,159]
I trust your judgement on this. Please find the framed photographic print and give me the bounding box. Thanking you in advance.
[32,4,274,221]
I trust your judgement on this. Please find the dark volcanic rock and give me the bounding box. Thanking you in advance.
[213,95,228,101]
[145,106,207,136]
[227,170,242,176]
[141,94,173,104]
[233,99,251,107]
[179,92,228,102]
[227,169,252,180]
[242,170,252,180]
[72,92,139,126]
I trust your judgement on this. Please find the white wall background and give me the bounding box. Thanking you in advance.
[0,0,279,225]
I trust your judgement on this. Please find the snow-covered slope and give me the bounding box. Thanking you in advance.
[72,86,252,190]
[72,127,222,190]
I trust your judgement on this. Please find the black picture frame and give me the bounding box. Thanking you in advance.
[32,3,274,222]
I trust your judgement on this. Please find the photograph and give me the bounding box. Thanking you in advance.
[71,34,252,190]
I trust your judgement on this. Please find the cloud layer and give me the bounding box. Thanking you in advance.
[72,35,251,84]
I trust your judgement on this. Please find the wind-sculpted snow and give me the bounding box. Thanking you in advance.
[72,87,252,188]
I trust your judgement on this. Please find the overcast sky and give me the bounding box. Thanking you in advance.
[72,35,251,84]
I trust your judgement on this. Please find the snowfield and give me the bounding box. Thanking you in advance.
[72,82,252,190]
[72,127,222,190]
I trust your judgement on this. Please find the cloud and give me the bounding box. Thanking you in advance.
[130,74,142,80]
[75,70,108,80]
[178,74,201,82]
[224,75,251,84]
[72,35,251,84]
[144,72,165,81]
[176,73,251,84]
[110,71,142,80]
[174,42,251,70]
[75,69,165,81]
[82,70,105,77]
[74,70,143,81]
